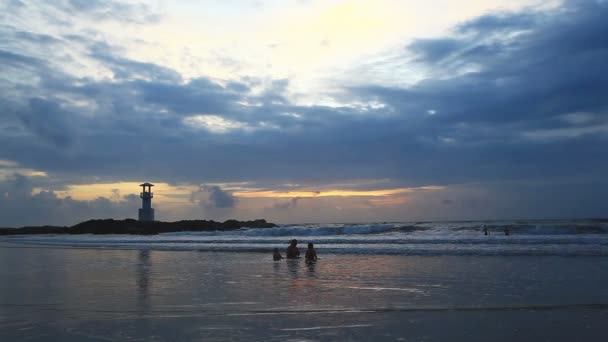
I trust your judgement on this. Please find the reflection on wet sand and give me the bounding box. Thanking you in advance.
[135,250,152,336]
[137,250,151,300]
[285,259,321,302]
[286,259,300,279]
[305,260,316,276]
[1,247,608,341]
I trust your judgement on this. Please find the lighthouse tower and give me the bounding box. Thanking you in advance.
[138,182,155,222]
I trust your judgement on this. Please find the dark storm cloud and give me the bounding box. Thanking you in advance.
[0,49,47,70]
[225,81,250,93]
[456,11,538,35]
[407,38,464,64]
[137,79,240,115]
[90,48,182,82]
[385,0,608,127]
[350,0,608,178]
[17,98,75,148]
[10,30,63,45]
[0,0,607,224]
[52,0,160,24]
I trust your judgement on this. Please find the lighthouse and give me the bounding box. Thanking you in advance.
[138,182,155,222]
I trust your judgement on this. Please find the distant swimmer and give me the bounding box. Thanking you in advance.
[286,239,300,259]
[305,243,318,262]
[273,248,284,261]
[504,226,511,236]
[483,226,489,236]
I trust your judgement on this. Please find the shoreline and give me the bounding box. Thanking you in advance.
[2,240,607,257]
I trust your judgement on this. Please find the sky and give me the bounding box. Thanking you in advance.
[1,0,607,226]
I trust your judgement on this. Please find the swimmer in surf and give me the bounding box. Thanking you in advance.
[305,243,318,262]
[286,239,300,259]
[273,248,284,261]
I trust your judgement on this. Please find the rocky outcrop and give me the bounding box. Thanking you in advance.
[0,218,277,235]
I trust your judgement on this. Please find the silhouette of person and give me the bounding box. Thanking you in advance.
[273,247,284,261]
[483,226,489,236]
[305,243,318,262]
[286,239,300,259]
[504,226,510,236]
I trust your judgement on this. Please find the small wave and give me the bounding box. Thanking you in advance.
[230,222,608,236]
[490,224,607,235]
[6,234,608,246]
[3,302,605,317]
[3,219,607,257]
[451,224,608,235]
[4,239,607,256]
[223,224,421,237]
[279,324,372,331]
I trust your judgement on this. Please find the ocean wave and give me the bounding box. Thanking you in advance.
[3,219,607,256]
[4,239,607,256]
[452,224,608,235]
[6,235,608,246]
[215,224,423,236]
[217,222,608,237]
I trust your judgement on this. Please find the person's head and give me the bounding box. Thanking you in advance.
[290,239,298,247]
[308,243,314,249]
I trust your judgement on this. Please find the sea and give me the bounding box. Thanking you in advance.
[3,219,608,256]
[1,219,607,341]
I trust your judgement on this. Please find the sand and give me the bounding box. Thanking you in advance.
[1,244,607,341]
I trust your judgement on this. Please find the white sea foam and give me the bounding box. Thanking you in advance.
[279,324,372,331]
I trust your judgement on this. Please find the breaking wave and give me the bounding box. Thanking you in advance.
[3,219,608,256]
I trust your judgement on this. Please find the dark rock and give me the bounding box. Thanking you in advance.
[0,218,277,235]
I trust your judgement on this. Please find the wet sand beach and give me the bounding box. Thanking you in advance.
[1,243,607,341]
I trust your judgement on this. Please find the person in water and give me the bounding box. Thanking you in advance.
[273,248,284,261]
[504,226,511,236]
[483,226,489,236]
[305,243,318,262]
[286,239,300,259]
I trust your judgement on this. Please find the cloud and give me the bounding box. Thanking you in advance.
[205,185,237,209]
[187,185,238,221]
[52,0,161,24]
[272,197,301,210]
[17,98,75,148]
[110,188,121,202]
[190,185,237,209]
[90,46,182,82]
[0,174,140,227]
[0,0,607,225]
[0,49,48,72]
